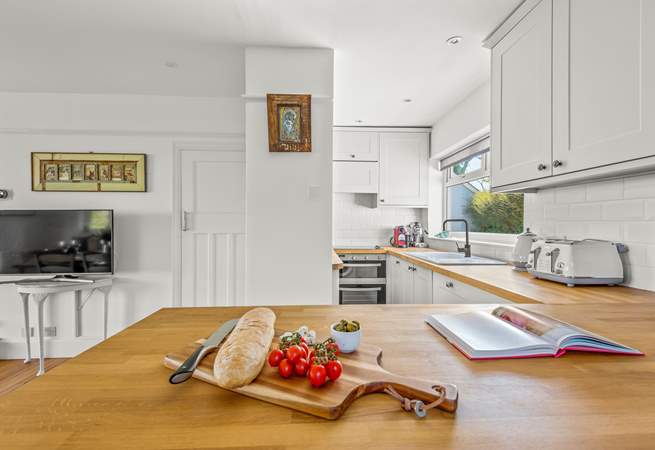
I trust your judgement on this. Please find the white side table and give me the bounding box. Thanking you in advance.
[16,278,113,376]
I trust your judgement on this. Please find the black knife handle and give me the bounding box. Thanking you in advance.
[169,345,210,384]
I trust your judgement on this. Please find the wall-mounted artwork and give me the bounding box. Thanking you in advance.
[32,153,146,192]
[266,94,311,152]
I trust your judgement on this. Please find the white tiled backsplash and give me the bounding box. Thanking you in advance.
[333,193,426,246]
[524,172,655,291]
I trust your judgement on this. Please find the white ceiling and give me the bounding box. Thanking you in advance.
[0,0,520,126]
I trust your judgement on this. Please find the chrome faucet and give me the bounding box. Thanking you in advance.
[442,219,471,258]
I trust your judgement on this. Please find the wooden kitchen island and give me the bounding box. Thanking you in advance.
[2,304,654,449]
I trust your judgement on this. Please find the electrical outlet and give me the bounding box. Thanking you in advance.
[21,327,35,338]
[21,327,57,337]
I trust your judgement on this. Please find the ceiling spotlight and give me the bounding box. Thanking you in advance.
[446,36,463,45]
[164,61,179,68]
[403,98,412,103]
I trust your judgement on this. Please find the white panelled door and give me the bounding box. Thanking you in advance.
[179,148,246,307]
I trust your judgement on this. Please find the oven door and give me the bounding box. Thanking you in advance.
[339,285,386,305]
[339,256,386,284]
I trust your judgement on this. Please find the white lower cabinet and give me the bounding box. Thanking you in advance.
[387,256,432,304]
[432,272,509,304]
[412,265,433,304]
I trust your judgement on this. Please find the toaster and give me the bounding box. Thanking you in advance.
[527,239,625,287]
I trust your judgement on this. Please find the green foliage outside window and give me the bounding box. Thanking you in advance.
[465,191,524,234]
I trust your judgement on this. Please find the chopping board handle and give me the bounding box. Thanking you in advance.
[371,373,458,416]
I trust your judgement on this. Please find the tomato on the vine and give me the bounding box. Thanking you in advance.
[308,364,327,387]
[286,345,304,364]
[294,357,309,376]
[300,343,310,359]
[268,349,284,367]
[326,360,343,381]
[278,359,294,378]
[327,342,340,357]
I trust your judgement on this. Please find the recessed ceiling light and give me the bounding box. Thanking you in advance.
[446,36,463,45]
[403,98,412,103]
[164,61,179,68]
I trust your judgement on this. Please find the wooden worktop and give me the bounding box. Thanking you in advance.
[336,247,655,305]
[1,304,654,449]
[331,250,343,270]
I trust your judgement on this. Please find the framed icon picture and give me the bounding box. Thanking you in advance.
[266,94,311,152]
[32,152,146,192]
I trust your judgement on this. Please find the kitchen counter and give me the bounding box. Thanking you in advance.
[2,304,654,449]
[331,250,343,270]
[335,247,655,305]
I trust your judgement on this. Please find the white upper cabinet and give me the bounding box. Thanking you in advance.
[490,0,552,188]
[333,130,379,161]
[487,0,655,191]
[378,132,429,206]
[333,161,379,193]
[552,0,655,174]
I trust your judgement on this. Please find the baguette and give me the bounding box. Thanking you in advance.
[213,307,276,389]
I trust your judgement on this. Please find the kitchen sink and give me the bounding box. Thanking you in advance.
[410,252,506,266]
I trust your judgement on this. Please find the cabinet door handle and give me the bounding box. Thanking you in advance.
[379,198,385,203]
[553,160,563,168]
[182,211,190,231]
[537,163,547,171]
[350,154,356,158]
[445,281,454,288]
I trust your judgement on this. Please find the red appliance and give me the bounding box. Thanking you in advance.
[390,226,408,248]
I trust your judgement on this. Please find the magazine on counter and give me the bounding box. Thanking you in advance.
[426,306,643,360]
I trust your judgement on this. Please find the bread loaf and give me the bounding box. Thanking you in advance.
[213,307,276,389]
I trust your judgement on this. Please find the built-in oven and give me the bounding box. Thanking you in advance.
[338,253,386,304]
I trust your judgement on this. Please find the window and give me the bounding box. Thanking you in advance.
[444,151,524,234]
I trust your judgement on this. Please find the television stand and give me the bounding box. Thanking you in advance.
[15,277,113,376]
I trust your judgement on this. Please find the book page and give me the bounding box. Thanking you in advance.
[431,311,551,355]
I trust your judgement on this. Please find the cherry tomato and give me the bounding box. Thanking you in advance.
[300,343,310,358]
[326,360,343,381]
[286,345,304,364]
[294,357,309,377]
[278,359,294,378]
[308,364,327,387]
[268,349,284,367]
[308,350,315,361]
[300,336,307,344]
[308,356,315,367]
[327,342,340,357]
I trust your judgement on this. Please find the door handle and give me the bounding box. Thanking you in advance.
[342,263,382,268]
[445,281,454,288]
[553,160,563,168]
[339,287,382,292]
[182,211,190,231]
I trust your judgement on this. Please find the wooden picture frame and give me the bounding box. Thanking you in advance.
[266,94,311,152]
[32,152,146,192]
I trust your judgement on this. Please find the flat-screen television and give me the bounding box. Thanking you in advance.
[0,210,113,275]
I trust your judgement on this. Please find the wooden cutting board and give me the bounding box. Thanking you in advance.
[164,338,458,420]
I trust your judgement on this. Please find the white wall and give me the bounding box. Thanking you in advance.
[524,173,655,291]
[333,194,426,246]
[430,80,490,158]
[245,47,333,305]
[0,91,244,358]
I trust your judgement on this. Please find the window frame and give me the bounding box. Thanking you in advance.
[442,151,521,239]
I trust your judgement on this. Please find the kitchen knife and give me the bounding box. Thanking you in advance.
[169,318,239,384]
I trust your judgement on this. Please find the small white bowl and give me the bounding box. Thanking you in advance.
[330,322,361,354]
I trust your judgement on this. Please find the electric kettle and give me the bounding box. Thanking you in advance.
[511,228,537,271]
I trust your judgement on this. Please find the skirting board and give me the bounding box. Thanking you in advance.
[0,337,102,359]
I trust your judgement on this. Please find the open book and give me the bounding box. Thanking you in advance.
[426,306,643,360]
